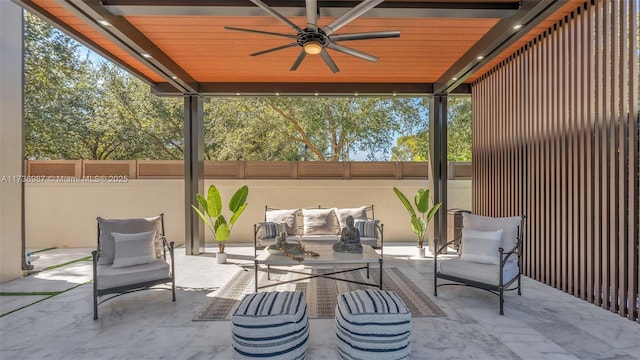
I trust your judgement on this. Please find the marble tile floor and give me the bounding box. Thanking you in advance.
[1,245,638,360]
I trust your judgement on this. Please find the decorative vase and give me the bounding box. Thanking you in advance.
[416,247,426,258]
[216,252,227,264]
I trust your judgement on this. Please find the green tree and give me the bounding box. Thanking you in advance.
[261,97,426,161]
[390,96,472,161]
[24,12,185,160]
[24,12,94,159]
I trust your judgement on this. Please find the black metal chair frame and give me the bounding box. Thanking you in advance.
[433,215,526,315]
[92,213,176,320]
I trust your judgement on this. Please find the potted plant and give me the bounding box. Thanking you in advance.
[393,187,442,258]
[192,184,248,264]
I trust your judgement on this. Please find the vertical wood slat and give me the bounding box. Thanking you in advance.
[471,0,639,321]
[628,0,639,322]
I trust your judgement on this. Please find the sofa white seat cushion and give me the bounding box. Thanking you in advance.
[96,260,170,290]
[359,237,378,248]
[299,234,339,242]
[438,257,519,286]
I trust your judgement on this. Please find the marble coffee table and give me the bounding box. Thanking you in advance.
[253,244,383,292]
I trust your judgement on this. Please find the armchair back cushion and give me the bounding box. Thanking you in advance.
[111,231,157,269]
[97,216,162,265]
[265,209,300,235]
[460,229,503,265]
[302,208,336,235]
[462,213,522,252]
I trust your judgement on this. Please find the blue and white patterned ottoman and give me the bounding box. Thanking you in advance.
[335,289,412,360]
[231,291,309,360]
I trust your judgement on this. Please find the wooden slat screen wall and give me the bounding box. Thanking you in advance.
[472,0,639,321]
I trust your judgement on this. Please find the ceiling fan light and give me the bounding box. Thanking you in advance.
[304,40,323,55]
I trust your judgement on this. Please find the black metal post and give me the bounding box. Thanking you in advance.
[184,95,204,255]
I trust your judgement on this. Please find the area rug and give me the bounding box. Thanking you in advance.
[193,267,445,321]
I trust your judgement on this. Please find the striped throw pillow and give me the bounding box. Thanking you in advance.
[355,219,378,238]
[261,222,285,239]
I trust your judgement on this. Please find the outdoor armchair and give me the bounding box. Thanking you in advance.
[92,214,175,320]
[434,213,526,315]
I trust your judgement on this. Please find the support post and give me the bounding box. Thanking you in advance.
[428,94,448,252]
[184,95,204,255]
[1,3,30,282]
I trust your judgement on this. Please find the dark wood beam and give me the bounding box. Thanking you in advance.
[152,82,437,96]
[434,0,568,94]
[59,0,199,93]
[13,0,155,84]
[103,0,519,19]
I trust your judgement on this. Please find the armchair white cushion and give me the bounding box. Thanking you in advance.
[438,259,519,286]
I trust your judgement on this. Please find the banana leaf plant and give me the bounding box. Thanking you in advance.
[393,187,442,248]
[192,185,248,253]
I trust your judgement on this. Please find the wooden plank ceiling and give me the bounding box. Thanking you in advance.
[18,0,587,95]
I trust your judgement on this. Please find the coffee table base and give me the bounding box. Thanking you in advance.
[254,259,383,292]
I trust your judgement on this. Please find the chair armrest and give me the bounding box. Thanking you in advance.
[434,236,461,257]
[499,244,519,264]
[160,236,174,261]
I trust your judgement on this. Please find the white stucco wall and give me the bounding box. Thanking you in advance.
[24,179,471,249]
[0,2,25,283]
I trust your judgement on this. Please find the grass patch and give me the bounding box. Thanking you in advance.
[30,247,57,254]
[43,256,92,271]
[0,281,91,318]
[0,291,61,296]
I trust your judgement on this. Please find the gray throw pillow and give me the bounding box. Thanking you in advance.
[111,231,157,269]
[97,216,162,265]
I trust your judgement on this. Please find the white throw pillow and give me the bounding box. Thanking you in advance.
[265,209,300,235]
[302,208,336,235]
[460,229,503,265]
[111,230,157,269]
[334,206,368,229]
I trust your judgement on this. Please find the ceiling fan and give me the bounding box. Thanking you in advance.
[225,0,400,73]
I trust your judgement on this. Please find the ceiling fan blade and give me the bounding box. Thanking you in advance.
[306,0,318,31]
[224,26,296,39]
[249,0,302,32]
[322,0,384,36]
[330,30,400,42]
[251,42,299,56]
[290,50,307,71]
[320,49,340,73]
[327,43,378,63]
